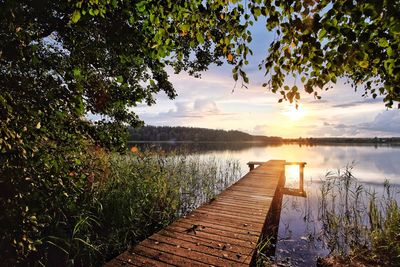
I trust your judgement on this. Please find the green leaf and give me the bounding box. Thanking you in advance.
[224,36,230,45]
[387,47,394,57]
[196,32,204,44]
[318,29,327,39]
[358,61,369,69]
[378,38,389,48]
[136,1,146,12]
[71,10,81,23]
[73,68,81,78]
[233,73,238,81]
[373,58,380,64]
[181,24,190,32]
[253,7,261,17]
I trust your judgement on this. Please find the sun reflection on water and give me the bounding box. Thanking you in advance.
[285,165,300,188]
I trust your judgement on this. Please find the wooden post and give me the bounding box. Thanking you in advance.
[283,162,307,197]
[247,161,263,171]
[249,163,254,171]
[299,164,304,192]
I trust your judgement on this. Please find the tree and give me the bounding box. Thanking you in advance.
[0,0,256,154]
[0,0,251,264]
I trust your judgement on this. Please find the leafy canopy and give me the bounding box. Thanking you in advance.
[70,0,400,108]
[259,0,400,107]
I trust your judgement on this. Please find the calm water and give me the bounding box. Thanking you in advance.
[130,143,400,266]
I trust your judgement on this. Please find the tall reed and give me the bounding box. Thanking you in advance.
[318,166,400,265]
[93,150,242,264]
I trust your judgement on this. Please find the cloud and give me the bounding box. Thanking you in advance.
[193,99,219,114]
[252,124,269,135]
[169,99,224,118]
[332,97,384,108]
[308,122,361,137]
[358,110,400,134]
[306,99,329,104]
[308,110,400,137]
[141,99,230,122]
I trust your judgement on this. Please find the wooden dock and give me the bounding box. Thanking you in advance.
[105,160,291,266]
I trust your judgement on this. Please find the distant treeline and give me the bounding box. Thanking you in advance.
[284,137,400,145]
[128,126,400,145]
[128,126,283,143]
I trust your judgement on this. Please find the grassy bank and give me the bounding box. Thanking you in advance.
[1,148,241,266]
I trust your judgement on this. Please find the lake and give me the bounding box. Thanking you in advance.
[130,142,400,266]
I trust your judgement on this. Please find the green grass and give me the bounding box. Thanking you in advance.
[319,166,400,266]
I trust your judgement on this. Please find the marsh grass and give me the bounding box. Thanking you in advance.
[318,166,400,266]
[257,165,399,267]
[254,236,274,266]
[87,150,242,264]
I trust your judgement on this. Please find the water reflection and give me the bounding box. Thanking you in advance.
[285,165,300,188]
[130,141,400,187]
[188,144,400,185]
[276,186,328,266]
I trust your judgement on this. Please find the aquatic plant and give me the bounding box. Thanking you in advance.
[318,166,400,266]
[254,235,274,267]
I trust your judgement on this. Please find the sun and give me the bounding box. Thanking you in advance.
[284,104,306,121]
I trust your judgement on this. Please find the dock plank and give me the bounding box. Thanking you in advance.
[105,160,286,266]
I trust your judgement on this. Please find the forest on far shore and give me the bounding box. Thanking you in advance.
[128,126,283,143]
[128,126,400,145]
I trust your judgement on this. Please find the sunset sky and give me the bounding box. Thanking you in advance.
[134,19,400,138]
